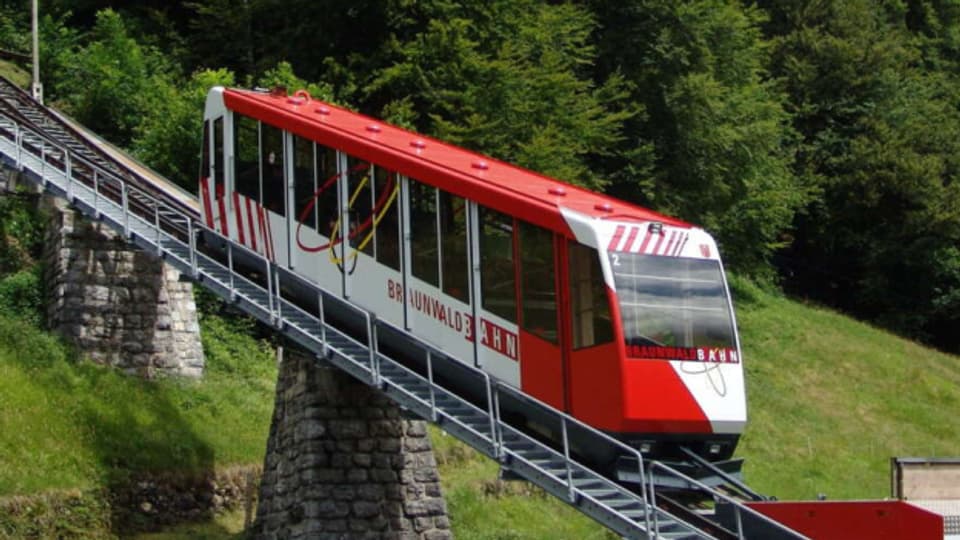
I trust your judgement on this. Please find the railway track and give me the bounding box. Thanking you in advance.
[0,76,199,235]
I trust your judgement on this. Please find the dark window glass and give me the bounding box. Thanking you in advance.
[261,123,285,216]
[410,179,439,286]
[608,253,735,354]
[520,222,556,342]
[440,191,469,303]
[480,206,516,322]
[315,146,339,238]
[569,242,613,349]
[374,167,401,271]
[347,157,374,256]
[293,135,315,228]
[213,117,224,191]
[234,115,260,201]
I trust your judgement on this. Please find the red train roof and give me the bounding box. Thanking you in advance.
[222,88,689,234]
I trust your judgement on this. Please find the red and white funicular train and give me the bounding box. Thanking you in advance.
[200,86,746,466]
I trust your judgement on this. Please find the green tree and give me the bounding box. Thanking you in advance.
[52,9,175,147]
[368,1,634,190]
[760,0,960,350]
[589,1,804,277]
[132,68,236,191]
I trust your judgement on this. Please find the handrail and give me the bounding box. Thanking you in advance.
[648,461,808,539]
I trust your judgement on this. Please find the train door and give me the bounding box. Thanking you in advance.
[516,224,567,411]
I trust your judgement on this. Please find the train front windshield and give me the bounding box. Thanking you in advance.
[609,253,737,360]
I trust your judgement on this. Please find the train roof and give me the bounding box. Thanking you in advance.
[221,87,690,234]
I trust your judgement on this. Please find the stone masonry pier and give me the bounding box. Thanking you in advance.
[253,351,452,540]
[41,195,204,378]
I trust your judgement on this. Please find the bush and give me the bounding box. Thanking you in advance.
[0,267,44,327]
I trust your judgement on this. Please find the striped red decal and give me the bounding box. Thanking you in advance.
[636,226,654,254]
[622,226,640,253]
[257,206,272,261]
[217,195,228,238]
[662,230,678,255]
[650,229,666,254]
[233,192,246,246]
[199,178,214,229]
[673,232,689,256]
[608,225,626,251]
[245,197,258,252]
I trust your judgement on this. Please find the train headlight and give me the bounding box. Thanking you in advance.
[708,443,722,455]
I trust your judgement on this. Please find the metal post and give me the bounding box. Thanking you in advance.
[40,141,46,186]
[274,268,282,326]
[561,417,575,503]
[485,375,497,451]
[735,505,744,539]
[367,313,379,386]
[427,350,437,422]
[227,241,236,301]
[63,147,72,201]
[31,0,43,104]
[492,388,502,458]
[317,291,327,356]
[92,169,99,216]
[649,465,659,537]
[14,125,21,168]
[154,205,161,255]
[265,257,274,321]
[121,181,129,237]
[187,219,197,277]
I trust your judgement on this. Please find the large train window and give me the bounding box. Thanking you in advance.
[374,167,400,271]
[479,206,516,322]
[610,254,735,355]
[440,191,469,303]
[569,242,613,349]
[260,123,285,216]
[519,222,557,342]
[409,179,439,286]
[233,115,259,201]
[292,135,315,228]
[314,145,338,238]
[201,122,210,179]
[347,157,374,256]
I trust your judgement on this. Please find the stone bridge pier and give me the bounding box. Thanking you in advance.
[41,195,204,377]
[253,351,452,540]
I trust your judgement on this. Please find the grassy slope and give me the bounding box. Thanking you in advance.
[2,280,959,538]
[0,314,277,496]
[732,277,960,500]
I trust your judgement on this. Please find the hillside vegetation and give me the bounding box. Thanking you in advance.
[1,277,958,538]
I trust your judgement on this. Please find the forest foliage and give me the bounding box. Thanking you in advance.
[0,0,957,353]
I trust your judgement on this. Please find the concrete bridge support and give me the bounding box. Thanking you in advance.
[253,351,452,540]
[41,195,204,377]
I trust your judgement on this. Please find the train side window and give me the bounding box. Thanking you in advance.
[409,178,439,286]
[314,145,338,238]
[479,206,517,323]
[292,135,315,228]
[374,167,400,271]
[213,117,224,192]
[260,123,285,216]
[568,241,613,348]
[440,190,469,303]
[233,114,260,201]
[519,221,557,342]
[347,156,374,256]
